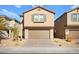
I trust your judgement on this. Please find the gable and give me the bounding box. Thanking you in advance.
[23,6,55,14]
[67,8,79,14]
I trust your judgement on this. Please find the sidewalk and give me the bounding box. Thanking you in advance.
[0,47,79,53]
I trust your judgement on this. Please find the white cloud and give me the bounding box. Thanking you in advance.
[0,9,20,20]
[14,5,21,8]
[32,5,38,8]
[71,5,79,9]
[32,5,44,8]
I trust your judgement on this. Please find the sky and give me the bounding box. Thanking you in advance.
[0,5,78,21]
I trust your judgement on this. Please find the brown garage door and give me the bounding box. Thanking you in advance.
[69,30,79,39]
[28,30,49,39]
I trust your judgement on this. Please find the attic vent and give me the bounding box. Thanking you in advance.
[38,8,41,11]
[77,9,79,12]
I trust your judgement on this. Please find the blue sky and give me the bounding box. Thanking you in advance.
[0,5,77,21]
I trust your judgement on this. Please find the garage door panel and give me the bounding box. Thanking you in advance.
[29,30,49,39]
[69,30,79,39]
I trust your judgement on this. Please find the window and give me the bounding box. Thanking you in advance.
[77,14,79,21]
[71,13,79,22]
[32,14,46,22]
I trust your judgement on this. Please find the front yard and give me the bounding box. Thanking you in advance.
[51,38,76,47]
[0,39,26,47]
[0,38,79,48]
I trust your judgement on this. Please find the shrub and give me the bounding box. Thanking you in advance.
[66,35,73,42]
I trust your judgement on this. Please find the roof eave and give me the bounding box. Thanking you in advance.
[23,6,55,14]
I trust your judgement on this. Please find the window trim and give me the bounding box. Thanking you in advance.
[71,13,79,22]
[32,14,46,23]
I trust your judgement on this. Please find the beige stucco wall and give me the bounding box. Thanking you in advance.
[67,9,79,26]
[50,29,53,39]
[24,29,28,39]
[23,8,54,27]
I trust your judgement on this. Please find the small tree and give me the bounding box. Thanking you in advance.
[7,18,20,41]
[0,17,8,44]
[11,25,19,41]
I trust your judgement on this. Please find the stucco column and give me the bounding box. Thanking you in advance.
[65,29,69,40]
[9,30,14,39]
[50,29,53,40]
[9,30,11,38]
[24,29,28,39]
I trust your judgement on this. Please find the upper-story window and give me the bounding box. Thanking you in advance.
[71,13,79,22]
[32,14,46,23]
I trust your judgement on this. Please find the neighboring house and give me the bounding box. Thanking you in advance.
[0,15,20,39]
[21,6,55,39]
[55,8,79,39]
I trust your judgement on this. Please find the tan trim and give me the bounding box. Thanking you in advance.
[24,27,54,30]
[66,25,79,29]
[23,6,55,14]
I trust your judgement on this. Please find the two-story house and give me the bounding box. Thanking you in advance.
[55,7,79,40]
[21,6,55,40]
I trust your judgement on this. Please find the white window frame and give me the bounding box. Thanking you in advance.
[32,14,46,23]
[71,13,79,22]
